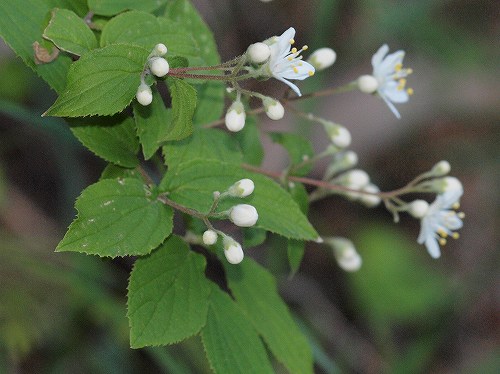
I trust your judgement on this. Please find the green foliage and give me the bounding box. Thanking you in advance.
[234,116,264,166]
[57,178,173,257]
[269,132,314,176]
[44,44,149,117]
[159,159,318,240]
[201,285,274,374]
[43,8,98,56]
[166,77,197,140]
[127,236,211,348]
[225,259,314,374]
[88,0,165,16]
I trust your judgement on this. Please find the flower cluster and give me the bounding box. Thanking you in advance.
[136,43,170,106]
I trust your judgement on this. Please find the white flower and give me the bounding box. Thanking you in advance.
[149,57,169,77]
[328,237,362,272]
[433,176,463,195]
[370,44,413,119]
[263,98,285,120]
[265,27,315,96]
[247,42,271,64]
[202,230,218,245]
[229,204,258,227]
[417,188,464,259]
[228,179,255,197]
[225,101,246,132]
[223,236,244,264]
[136,83,153,106]
[307,47,336,71]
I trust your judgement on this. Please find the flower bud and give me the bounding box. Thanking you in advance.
[228,179,255,197]
[323,122,351,148]
[432,177,463,195]
[225,101,246,132]
[360,183,381,207]
[149,57,170,77]
[358,74,379,93]
[136,83,153,106]
[431,160,451,176]
[307,48,336,71]
[263,98,285,120]
[341,169,370,188]
[328,237,362,272]
[408,199,429,218]
[223,236,244,264]
[247,42,271,64]
[202,230,218,245]
[153,43,168,56]
[229,204,258,227]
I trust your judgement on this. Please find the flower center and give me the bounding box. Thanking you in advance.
[393,63,414,95]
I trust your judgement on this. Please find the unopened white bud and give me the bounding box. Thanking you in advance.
[343,169,370,188]
[263,98,285,120]
[360,184,381,207]
[408,199,429,218]
[223,236,244,264]
[344,151,358,166]
[202,230,218,245]
[433,176,463,194]
[247,42,271,64]
[153,43,168,56]
[228,179,255,197]
[229,204,258,227]
[329,237,362,272]
[149,57,170,77]
[324,122,351,148]
[136,83,153,106]
[358,74,379,93]
[431,161,451,176]
[307,48,336,71]
[225,101,246,132]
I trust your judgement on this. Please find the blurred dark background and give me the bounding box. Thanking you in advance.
[0,0,499,373]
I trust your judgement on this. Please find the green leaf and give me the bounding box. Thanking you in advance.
[166,77,197,142]
[243,228,267,249]
[56,178,173,257]
[0,0,72,93]
[159,160,318,241]
[287,240,306,276]
[225,259,314,374]
[127,235,211,348]
[269,132,314,176]
[88,0,165,16]
[133,88,173,160]
[193,82,224,126]
[43,8,98,56]
[70,114,140,167]
[162,128,242,173]
[100,10,205,66]
[100,164,142,180]
[234,116,264,166]
[44,44,149,117]
[201,285,274,374]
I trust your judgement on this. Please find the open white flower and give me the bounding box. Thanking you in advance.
[417,188,464,259]
[265,27,315,96]
[370,44,413,119]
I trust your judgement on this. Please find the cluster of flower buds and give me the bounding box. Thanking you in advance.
[325,237,362,272]
[199,179,258,265]
[136,43,169,106]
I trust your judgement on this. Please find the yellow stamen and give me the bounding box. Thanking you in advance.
[302,45,308,50]
[458,212,465,219]
[406,68,413,74]
[289,38,295,45]
[397,79,406,91]
[438,229,447,238]
[308,71,314,76]
[452,232,460,239]
[394,63,403,72]
[298,62,303,66]
[439,238,447,246]
[407,88,414,95]
[291,47,298,54]
[452,202,460,210]
[293,67,299,73]
[287,56,293,61]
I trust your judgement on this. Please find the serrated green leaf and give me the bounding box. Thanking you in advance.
[70,114,140,167]
[43,8,98,56]
[234,117,264,166]
[193,82,224,126]
[243,228,267,248]
[165,77,196,141]
[100,164,142,180]
[269,132,314,176]
[225,259,314,374]
[88,0,165,16]
[100,10,204,65]
[44,44,149,117]
[162,128,242,173]
[127,235,211,348]
[0,0,72,93]
[287,240,306,276]
[201,285,274,374]
[159,159,318,241]
[133,88,173,160]
[56,178,173,257]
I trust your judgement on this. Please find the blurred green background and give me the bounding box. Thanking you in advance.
[0,0,498,373]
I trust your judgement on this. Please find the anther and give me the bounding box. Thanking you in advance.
[458,212,465,219]
[308,71,314,76]
[394,63,403,72]
[291,47,298,54]
[439,238,447,246]
[438,229,447,238]
[452,232,460,239]
[289,38,295,45]
[293,67,299,73]
[407,88,414,95]
[452,202,460,210]
[302,45,309,50]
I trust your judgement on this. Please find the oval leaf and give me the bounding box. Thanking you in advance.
[88,0,164,16]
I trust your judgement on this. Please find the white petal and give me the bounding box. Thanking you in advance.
[277,27,296,57]
[379,92,401,119]
[275,76,302,96]
[371,44,389,69]
[425,237,441,258]
[382,81,409,103]
[278,61,315,81]
[379,50,405,74]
